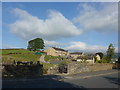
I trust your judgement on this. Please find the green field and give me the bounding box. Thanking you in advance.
[1,49,34,54]
[1,49,40,63]
[2,54,41,63]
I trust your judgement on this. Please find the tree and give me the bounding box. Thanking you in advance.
[106,43,115,63]
[27,38,45,51]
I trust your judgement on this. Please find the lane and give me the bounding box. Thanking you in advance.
[2,69,120,88]
[63,69,119,80]
[64,70,119,88]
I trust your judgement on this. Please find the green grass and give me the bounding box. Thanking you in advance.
[0,50,2,54]
[2,54,41,63]
[1,49,39,63]
[44,55,66,62]
[1,49,34,54]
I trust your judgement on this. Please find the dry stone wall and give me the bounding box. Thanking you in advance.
[47,65,59,74]
[68,63,113,74]
[2,64,43,77]
[68,62,89,74]
[47,62,114,75]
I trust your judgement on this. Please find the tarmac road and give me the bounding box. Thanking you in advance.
[2,69,120,88]
[63,69,120,88]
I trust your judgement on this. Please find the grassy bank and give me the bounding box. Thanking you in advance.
[1,49,34,55]
[2,54,41,63]
[1,49,40,63]
[44,55,66,62]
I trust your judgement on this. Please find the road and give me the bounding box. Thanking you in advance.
[2,69,120,88]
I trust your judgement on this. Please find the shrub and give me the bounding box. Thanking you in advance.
[101,57,108,63]
[95,56,108,63]
[101,59,107,63]
[95,60,102,63]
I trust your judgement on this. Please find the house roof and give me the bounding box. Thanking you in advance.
[86,54,94,56]
[52,47,68,52]
[76,56,83,59]
[87,56,93,59]
[70,52,83,55]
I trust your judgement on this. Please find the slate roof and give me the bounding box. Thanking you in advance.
[87,56,93,59]
[76,56,83,59]
[70,52,83,55]
[52,47,68,52]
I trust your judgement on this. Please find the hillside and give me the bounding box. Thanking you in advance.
[1,49,34,55]
[1,49,40,63]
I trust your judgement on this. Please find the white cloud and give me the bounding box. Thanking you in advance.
[44,40,109,53]
[8,5,118,53]
[43,40,118,53]
[65,41,107,53]
[44,40,65,48]
[73,3,118,32]
[9,8,82,41]
[64,41,119,53]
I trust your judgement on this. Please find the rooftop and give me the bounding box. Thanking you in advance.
[52,47,68,52]
[70,52,83,55]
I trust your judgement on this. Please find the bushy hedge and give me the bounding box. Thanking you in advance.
[95,56,107,63]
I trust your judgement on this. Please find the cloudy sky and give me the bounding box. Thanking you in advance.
[2,2,118,53]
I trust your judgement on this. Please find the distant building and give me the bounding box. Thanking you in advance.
[70,52,84,59]
[76,56,83,62]
[83,54,95,64]
[86,55,94,64]
[73,54,95,64]
[44,47,69,57]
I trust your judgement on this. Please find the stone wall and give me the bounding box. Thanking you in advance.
[2,64,43,77]
[68,62,89,74]
[47,65,59,74]
[68,62,113,74]
[47,62,114,75]
[87,63,113,71]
